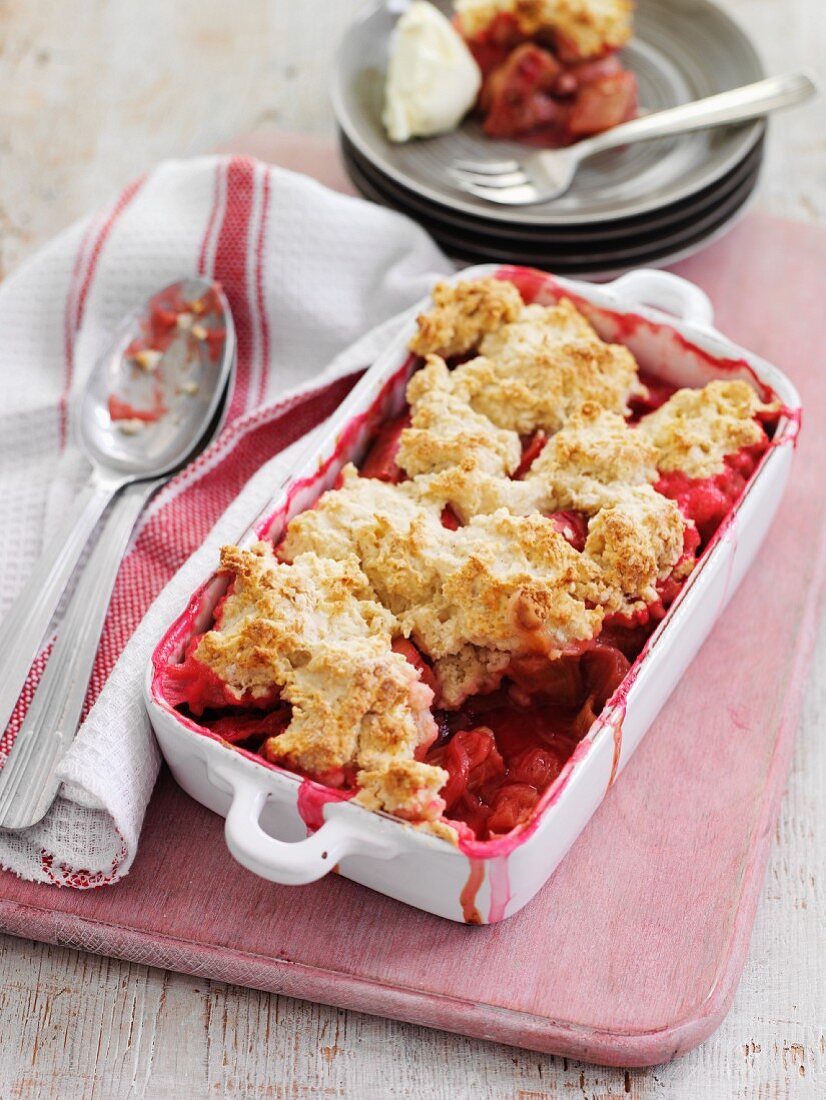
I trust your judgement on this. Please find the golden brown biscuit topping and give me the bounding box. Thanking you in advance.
[409,277,523,358]
[526,402,659,511]
[281,469,608,678]
[397,355,522,478]
[184,279,770,839]
[583,487,685,611]
[471,300,645,432]
[193,542,445,819]
[355,760,450,823]
[638,379,773,479]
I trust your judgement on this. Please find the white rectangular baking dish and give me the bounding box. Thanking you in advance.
[144,265,800,924]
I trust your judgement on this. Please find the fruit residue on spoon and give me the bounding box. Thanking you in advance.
[108,281,225,435]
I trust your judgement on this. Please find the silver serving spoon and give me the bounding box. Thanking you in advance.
[0,277,236,755]
[0,363,235,830]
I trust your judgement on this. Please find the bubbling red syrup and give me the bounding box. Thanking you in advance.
[546,509,588,551]
[207,708,291,744]
[656,441,767,543]
[514,429,548,477]
[163,638,280,715]
[628,372,680,420]
[391,638,439,699]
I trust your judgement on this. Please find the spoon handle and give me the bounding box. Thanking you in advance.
[0,477,118,740]
[0,477,162,829]
[571,73,817,161]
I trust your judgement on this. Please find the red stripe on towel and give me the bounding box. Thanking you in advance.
[254,167,273,405]
[209,157,258,420]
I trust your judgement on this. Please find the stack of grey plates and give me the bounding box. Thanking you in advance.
[332,0,766,279]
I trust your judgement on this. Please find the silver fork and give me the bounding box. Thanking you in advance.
[450,73,816,206]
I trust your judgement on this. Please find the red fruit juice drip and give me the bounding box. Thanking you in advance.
[460,859,485,925]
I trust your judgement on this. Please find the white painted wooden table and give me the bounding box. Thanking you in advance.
[0,2,823,1096]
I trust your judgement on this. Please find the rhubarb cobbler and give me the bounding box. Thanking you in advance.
[383,0,638,147]
[164,276,779,845]
[456,0,638,145]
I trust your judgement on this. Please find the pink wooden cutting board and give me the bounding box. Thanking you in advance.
[1,142,824,1066]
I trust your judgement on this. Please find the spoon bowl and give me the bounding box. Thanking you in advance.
[81,276,234,479]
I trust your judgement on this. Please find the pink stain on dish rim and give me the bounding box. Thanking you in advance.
[296,780,355,832]
[487,856,511,923]
[460,859,485,924]
[149,265,799,898]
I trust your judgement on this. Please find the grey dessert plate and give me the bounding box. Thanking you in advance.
[332,0,765,226]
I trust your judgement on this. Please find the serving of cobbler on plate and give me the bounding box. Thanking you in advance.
[383,0,638,147]
[161,274,779,848]
[457,0,638,144]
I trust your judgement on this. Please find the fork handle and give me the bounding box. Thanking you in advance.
[0,477,162,830]
[571,72,817,161]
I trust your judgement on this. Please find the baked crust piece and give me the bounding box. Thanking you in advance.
[408,277,524,359]
[414,462,541,524]
[355,760,450,823]
[280,467,444,616]
[432,645,512,709]
[410,402,659,520]
[638,379,773,479]
[455,0,634,59]
[400,508,608,661]
[193,542,446,820]
[405,401,684,618]
[526,401,659,511]
[397,354,522,478]
[583,486,685,611]
[408,298,644,437]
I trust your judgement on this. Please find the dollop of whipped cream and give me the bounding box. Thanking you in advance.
[383,1,482,143]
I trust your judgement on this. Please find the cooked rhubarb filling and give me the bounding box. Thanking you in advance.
[165,277,778,843]
[454,0,638,146]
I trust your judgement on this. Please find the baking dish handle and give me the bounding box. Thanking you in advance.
[608,270,715,329]
[221,771,398,886]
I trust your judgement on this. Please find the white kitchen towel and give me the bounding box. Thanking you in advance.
[0,154,450,886]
